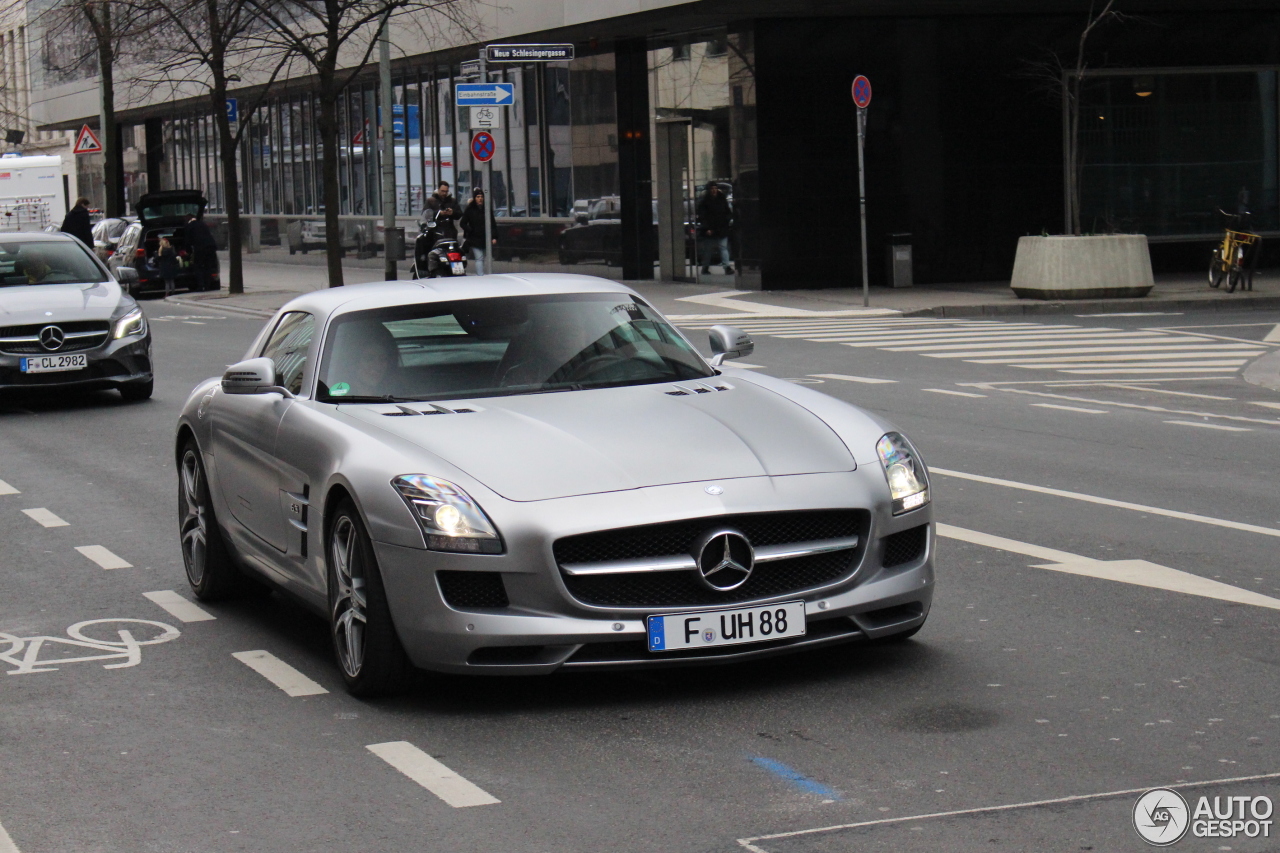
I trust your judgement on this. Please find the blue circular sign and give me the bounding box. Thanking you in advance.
[852,75,872,109]
[471,131,495,162]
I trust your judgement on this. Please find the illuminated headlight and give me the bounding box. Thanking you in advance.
[392,474,503,554]
[113,307,147,339]
[876,432,930,515]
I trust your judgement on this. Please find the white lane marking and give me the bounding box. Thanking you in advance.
[366,741,501,808]
[75,545,132,569]
[1031,403,1108,414]
[673,290,897,317]
[1076,312,1184,316]
[922,389,986,398]
[1103,384,1232,400]
[862,334,1180,350]
[727,362,766,369]
[937,523,1280,610]
[231,650,328,697]
[1164,420,1251,432]
[973,349,1260,364]
[0,815,19,853]
[143,590,215,622]
[21,508,67,527]
[0,479,17,495]
[1058,367,1240,374]
[931,467,1280,539]
[1253,401,1280,410]
[181,321,205,325]
[736,771,1280,853]
[906,338,1238,355]
[809,373,898,384]
[972,385,1280,427]
[1264,324,1280,342]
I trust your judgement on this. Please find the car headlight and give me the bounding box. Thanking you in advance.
[113,307,147,339]
[392,474,503,554]
[876,432,929,514]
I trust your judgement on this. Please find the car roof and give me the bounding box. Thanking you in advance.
[279,273,639,319]
[0,232,91,245]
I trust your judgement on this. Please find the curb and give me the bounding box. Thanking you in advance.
[903,294,1280,318]
[163,293,277,319]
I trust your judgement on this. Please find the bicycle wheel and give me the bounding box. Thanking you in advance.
[1227,246,1248,293]
[1208,250,1227,288]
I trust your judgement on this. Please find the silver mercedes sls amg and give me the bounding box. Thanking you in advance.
[175,274,933,695]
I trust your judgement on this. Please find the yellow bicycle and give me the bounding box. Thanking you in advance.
[1209,210,1259,293]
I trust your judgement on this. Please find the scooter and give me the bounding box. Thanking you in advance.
[409,210,467,278]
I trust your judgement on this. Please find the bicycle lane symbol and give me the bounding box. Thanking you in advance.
[0,619,180,674]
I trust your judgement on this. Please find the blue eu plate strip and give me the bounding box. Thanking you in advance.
[647,616,665,651]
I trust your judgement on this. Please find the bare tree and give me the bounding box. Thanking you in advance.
[244,0,479,287]
[37,0,153,216]
[128,0,293,294]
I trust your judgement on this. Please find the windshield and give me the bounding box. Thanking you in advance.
[0,241,105,286]
[316,292,714,403]
[140,201,201,221]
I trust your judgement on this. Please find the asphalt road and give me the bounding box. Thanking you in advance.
[1,301,1279,853]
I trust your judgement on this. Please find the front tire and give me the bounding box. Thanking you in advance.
[328,500,409,697]
[179,443,248,600]
[1209,251,1226,288]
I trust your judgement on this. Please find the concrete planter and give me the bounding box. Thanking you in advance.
[1010,234,1154,300]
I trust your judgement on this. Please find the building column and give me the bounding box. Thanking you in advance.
[614,38,654,280]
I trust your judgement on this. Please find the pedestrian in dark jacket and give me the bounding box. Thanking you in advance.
[60,197,94,247]
[184,214,218,292]
[460,187,497,275]
[423,181,461,241]
[157,237,179,296]
[696,182,734,275]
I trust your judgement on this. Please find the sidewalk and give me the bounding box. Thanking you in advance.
[167,252,1280,320]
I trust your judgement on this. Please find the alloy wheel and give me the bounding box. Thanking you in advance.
[180,450,207,586]
[330,515,368,678]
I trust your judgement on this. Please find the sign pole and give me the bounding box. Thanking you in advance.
[857,106,869,308]
[479,51,493,277]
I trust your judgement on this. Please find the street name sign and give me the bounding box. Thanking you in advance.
[471,131,496,163]
[73,125,102,155]
[486,44,574,62]
[456,83,515,106]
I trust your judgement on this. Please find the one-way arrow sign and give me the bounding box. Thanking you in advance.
[455,83,514,106]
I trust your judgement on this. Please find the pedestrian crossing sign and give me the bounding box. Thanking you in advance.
[73,125,103,155]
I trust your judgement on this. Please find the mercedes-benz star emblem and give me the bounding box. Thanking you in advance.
[691,528,755,592]
[39,325,65,351]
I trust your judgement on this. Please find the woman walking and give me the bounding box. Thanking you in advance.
[460,187,497,275]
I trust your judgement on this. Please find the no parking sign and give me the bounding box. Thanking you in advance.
[471,131,495,163]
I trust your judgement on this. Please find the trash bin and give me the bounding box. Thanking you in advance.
[385,227,406,261]
[886,233,913,288]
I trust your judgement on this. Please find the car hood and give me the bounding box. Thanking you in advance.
[340,380,856,501]
[0,281,121,324]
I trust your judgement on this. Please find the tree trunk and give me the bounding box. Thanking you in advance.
[317,80,344,288]
[97,39,120,217]
[213,84,244,295]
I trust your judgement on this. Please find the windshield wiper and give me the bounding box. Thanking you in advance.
[326,394,416,403]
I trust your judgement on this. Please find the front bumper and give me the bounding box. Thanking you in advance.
[374,471,934,675]
[0,336,152,392]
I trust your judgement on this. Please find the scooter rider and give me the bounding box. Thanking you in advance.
[423,181,461,241]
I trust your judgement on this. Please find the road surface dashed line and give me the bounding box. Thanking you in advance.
[366,741,501,808]
[21,508,67,527]
[75,545,132,569]
[0,816,18,853]
[923,388,986,398]
[0,479,18,496]
[143,590,215,622]
[1164,420,1251,432]
[1031,403,1108,414]
[232,650,328,696]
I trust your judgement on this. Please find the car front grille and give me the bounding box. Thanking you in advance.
[0,321,111,355]
[882,524,928,568]
[554,510,869,609]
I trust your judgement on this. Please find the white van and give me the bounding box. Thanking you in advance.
[0,154,67,232]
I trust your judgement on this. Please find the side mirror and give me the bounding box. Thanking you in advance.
[114,266,139,285]
[221,357,293,397]
[708,325,754,366]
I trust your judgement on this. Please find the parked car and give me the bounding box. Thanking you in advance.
[109,190,216,297]
[0,232,151,400]
[91,216,134,262]
[175,275,934,696]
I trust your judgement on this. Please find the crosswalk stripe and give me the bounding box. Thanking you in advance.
[676,316,1269,377]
